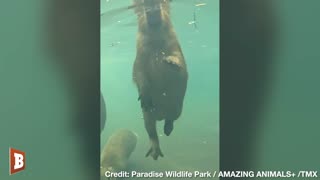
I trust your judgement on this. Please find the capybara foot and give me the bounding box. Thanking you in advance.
[164,120,173,136]
[146,145,163,160]
[138,94,155,112]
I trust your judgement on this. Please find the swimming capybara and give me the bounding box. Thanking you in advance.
[101,93,107,132]
[100,129,138,178]
[132,0,188,160]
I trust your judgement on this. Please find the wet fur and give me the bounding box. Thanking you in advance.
[100,129,137,179]
[132,0,188,160]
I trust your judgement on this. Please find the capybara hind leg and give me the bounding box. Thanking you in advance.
[164,119,174,136]
[143,111,164,160]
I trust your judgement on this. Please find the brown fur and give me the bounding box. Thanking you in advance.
[100,129,137,179]
[132,0,188,160]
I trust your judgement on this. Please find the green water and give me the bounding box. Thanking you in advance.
[100,0,220,179]
[2,0,320,180]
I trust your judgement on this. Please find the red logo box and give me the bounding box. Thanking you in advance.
[9,148,26,175]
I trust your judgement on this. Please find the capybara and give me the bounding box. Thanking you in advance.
[132,0,188,160]
[100,129,138,179]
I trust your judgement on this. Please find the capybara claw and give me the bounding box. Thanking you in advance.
[146,146,164,160]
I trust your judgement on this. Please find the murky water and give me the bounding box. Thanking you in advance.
[100,0,219,179]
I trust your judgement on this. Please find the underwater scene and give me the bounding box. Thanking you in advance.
[100,0,219,179]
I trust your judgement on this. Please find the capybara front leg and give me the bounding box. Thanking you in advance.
[138,93,154,112]
[143,111,164,160]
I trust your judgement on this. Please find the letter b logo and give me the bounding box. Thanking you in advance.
[10,148,26,175]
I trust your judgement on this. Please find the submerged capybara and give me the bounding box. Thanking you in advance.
[101,93,107,132]
[100,129,137,179]
[132,0,188,160]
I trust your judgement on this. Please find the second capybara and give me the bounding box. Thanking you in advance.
[100,129,137,179]
[101,93,107,133]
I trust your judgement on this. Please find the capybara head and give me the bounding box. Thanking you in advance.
[133,0,171,28]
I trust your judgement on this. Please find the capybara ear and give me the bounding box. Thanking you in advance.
[132,0,145,16]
